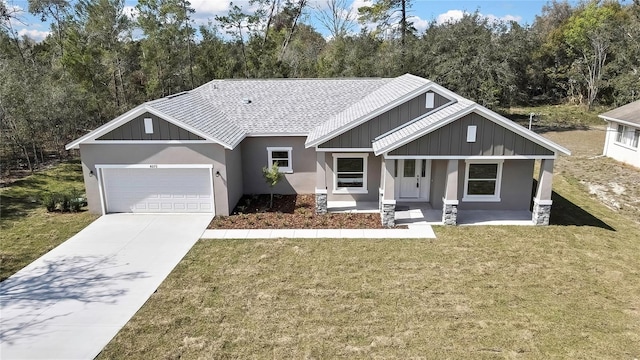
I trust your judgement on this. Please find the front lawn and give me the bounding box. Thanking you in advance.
[0,161,97,281]
[98,168,640,358]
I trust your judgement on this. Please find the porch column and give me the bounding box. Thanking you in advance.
[532,159,554,225]
[442,159,459,226]
[381,158,396,227]
[315,152,328,214]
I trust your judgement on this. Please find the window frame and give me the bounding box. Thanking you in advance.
[614,124,640,150]
[462,160,503,202]
[267,147,293,173]
[332,153,368,194]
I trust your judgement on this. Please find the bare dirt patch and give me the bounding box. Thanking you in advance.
[542,127,640,224]
[208,194,385,229]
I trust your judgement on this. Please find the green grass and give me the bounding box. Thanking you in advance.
[97,171,640,359]
[500,104,606,129]
[0,161,97,281]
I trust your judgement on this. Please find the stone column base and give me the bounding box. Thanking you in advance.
[315,189,327,214]
[381,200,396,227]
[442,199,458,226]
[532,199,552,225]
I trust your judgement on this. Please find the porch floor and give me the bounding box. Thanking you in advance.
[328,201,535,226]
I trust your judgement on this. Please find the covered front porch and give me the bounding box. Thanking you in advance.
[327,201,534,226]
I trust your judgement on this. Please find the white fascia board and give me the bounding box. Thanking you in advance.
[65,105,235,150]
[383,154,557,160]
[246,132,309,137]
[598,116,640,129]
[316,148,373,152]
[96,164,213,169]
[375,104,571,157]
[472,106,571,156]
[305,84,433,148]
[65,105,147,150]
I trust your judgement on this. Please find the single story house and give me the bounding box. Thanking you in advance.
[66,74,570,226]
[599,100,640,168]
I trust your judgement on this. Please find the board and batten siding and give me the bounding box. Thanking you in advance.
[318,91,449,149]
[389,112,554,156]
[97,112,204,141]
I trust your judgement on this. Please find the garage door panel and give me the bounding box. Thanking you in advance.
[102,167,214,214]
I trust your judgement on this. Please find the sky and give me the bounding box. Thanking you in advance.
[2,0,588,42]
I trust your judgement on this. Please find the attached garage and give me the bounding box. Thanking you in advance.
[97,165,214,214]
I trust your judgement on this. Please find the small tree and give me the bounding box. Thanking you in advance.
[262,163,283,208]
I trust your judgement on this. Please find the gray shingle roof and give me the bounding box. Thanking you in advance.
[147,77,393,147]
[599,100,640,126]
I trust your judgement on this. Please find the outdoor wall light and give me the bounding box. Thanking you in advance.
[215,170,221,177]
[89,170,94,177]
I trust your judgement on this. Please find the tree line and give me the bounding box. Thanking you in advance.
[1,0,639,173]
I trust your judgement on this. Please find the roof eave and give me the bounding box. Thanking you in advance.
[598,115,640,128]
[65,104,236,151]
[373,104,571,157]
[305,82,435,148]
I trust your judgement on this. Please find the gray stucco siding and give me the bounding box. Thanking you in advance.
[389,112,554,156]
[97,112,204,141]
[225,146,244,214]
[325,152,381,201]
[318,91,449,149]
[240,137,316,195]
[79,143,233,215]
[429,159,534,210]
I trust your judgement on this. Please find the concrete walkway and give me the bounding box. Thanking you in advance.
[202,225,436,239]
[0,214,212,360]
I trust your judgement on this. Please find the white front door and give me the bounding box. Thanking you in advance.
[397,159,431,200]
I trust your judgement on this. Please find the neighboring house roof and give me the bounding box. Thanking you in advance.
[65,74,570,156]
[599,100,640,128]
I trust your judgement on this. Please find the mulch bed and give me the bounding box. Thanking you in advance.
[208,194,385,229]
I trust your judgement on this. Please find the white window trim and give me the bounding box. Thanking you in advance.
[614,124,639,150]
[467,125,477,143]
[425,92,435,108]
[144,118,154,134]
[332,153,368,194]
[462,160,503,202]
[267,147,293,173]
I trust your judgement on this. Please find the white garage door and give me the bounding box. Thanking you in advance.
[100,166,214,214]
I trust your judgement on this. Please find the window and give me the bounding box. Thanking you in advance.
[615,124,640,149]
[333,153,368,193]
[267,147,293,173]
[463,161,503,202]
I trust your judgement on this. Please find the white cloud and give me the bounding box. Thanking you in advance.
[435,9,522,26]
[501,14,523,23]
[189,0,231,15]
[436,9,465,25]
[123,5,139,20]
[18,28,50,41]
[408,15,428,32]
[350,0,372,12]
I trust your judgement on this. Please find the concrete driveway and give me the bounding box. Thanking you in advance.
[0,213,212,360]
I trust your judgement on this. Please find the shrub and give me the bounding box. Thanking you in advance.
[41,193,58,212]
[69,189,83,212]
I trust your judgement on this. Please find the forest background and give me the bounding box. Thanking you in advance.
[1,0,639,173]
